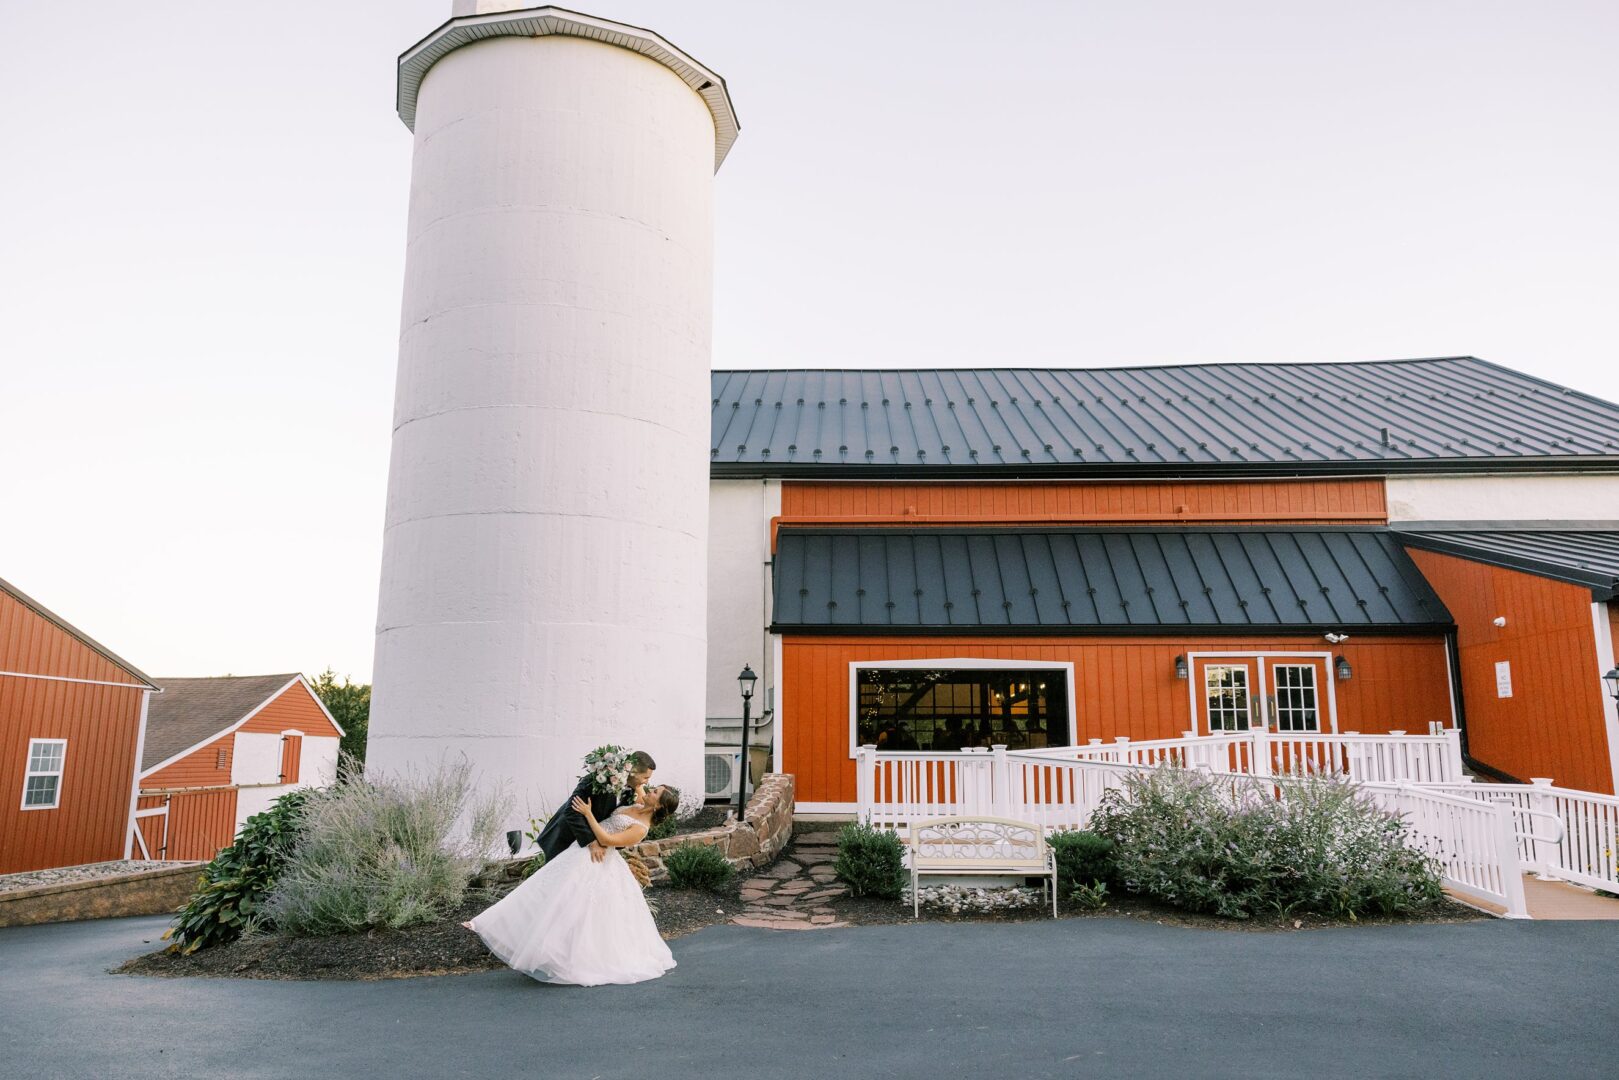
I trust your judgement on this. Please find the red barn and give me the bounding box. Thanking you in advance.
[135,674,344,861]
[1,577,156,874]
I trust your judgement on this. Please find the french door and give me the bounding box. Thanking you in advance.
[1194,655,1333,735]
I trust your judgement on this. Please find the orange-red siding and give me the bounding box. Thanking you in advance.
[1406,549,1615,793]
[1,589,148,873]
[138,680,339,863]
[778,478,1387,528]
[783,634,1452,805]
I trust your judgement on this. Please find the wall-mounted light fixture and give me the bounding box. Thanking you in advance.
[1492,616,1507,628]
[1335,655,1353,681]
[1174,654,1189,680]
[1604,666,1619,705]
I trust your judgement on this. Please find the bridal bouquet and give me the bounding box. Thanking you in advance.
[581,744,632,796]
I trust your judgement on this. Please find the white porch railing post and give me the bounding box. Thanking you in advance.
[856,744,875,823]
[1114,736,1131,767]
[1529,778,1557,879]
[1182,730,1200,769]
[1442,728,1464,783]
[991,744,1011,817]
[1493,800,1530,919]
[1250,724,1271,778]
[1343,731,1363,781]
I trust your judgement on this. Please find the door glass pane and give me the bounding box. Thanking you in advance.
[1272,665,1320,732]
[1204,665,1251,732]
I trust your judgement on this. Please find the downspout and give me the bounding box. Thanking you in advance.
[1446,629,1523,784]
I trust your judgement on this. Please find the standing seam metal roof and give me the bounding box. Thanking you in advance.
[1396,529,1619,601]
[772,528,1452,633]
[712,358,1619,477]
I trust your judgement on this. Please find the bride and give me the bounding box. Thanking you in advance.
[465,783,681,986]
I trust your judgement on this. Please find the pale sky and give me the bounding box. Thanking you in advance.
[2,1,1615,683]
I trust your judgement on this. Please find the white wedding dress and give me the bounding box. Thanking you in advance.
[469,812,676,986]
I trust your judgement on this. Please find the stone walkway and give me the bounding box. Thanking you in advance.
[730,831,852,930]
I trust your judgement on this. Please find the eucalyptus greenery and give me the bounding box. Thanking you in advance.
[164,789,312,954]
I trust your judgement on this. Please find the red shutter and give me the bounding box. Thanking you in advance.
[279,735,303,784]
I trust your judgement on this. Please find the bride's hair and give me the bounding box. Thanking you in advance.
[650,786,680,827]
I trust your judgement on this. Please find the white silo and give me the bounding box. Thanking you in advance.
[368,3,738,817]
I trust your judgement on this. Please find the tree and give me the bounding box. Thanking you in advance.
[308,669,370,773]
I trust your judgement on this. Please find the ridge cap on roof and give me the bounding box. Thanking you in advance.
[711,356,1483,376]
[0,575,156,688]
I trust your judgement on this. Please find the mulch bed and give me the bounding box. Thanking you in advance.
[832,891,1487,931]
[116,884,741,982]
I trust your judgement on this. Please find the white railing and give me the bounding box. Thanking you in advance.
[1415,779,1618,893]
[1362,783,1529,918]
[1018,727,1464,785]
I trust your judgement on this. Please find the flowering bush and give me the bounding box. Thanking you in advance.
[1089,766,1444,920]
[264,759,507,935]
[904,884,1045,914]
[581,745,632,797]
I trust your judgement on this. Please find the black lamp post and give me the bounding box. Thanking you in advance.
[1604,666,1619,705]
[736,664,758,822]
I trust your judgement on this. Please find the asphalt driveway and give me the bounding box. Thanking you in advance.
[1,913,1612,1079]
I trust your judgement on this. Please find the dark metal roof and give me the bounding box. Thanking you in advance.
[712,357,1619,478]
[1396,528,1619,600]
[773,527,1452,634]
[142,674,302,772]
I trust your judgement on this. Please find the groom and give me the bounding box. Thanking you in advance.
[535,750,656,864]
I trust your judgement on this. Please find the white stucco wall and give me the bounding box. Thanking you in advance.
[706,480,780,746]
[370,31,717,818]
[1387,474,1619,523]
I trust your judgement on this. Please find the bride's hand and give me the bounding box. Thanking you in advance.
[570,795,595,819]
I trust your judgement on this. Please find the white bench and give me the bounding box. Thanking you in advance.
[908,816,1058,918]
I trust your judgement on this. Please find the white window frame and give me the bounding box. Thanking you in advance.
[847,657,1077,757]
[1270,662,1322,733]
[1185,652,1340,735]
[21,738,67,811]
[1203,664,1254,732]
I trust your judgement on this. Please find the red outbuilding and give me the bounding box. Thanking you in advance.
[135,674,344,862]
[1,577,156,874]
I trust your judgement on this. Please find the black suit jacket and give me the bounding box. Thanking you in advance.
[534,776,630,862]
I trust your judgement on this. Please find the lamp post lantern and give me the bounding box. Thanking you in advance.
[736,665,758,822]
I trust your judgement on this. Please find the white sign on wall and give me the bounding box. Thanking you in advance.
[1495,661,1513,699]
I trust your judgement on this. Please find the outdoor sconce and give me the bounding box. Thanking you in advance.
[1335,655,1353,681]
[1604,666,1619,704]
[1174,655,1188,680]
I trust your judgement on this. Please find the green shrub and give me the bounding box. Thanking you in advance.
[1090,766,1443,920]
[165,789,312,954]
[1068,880,1109,911]
[264,759,507,935]
[1048,830,1115,894]
[645,815,678,843]
[662,843,735,891]
[835,822,907,900]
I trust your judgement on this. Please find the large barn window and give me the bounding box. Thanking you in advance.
[856,668,1070,752]
[21,739,67,810]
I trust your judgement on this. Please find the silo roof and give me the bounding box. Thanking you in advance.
[397,5,740,171]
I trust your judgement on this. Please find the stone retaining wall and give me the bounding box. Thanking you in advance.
[629,773,794,884]
[0,863,202,928]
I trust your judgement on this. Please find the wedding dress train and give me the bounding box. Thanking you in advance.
[469,812,675,986]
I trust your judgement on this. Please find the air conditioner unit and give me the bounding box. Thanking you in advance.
[705,749,742,800]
